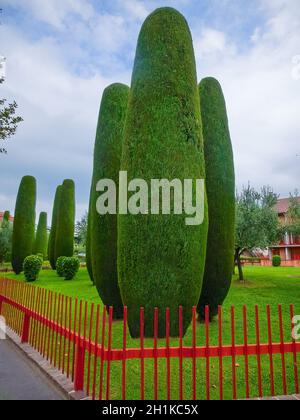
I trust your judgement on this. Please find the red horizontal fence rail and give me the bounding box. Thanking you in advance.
[0,278,299,400]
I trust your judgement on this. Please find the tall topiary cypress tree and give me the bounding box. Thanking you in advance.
[33,212,48,260]
[118,8,208,338]
[90,83,129,319]
[12,176,36,274]
[54,179,75,263]
[48,185,62,269]
[3,211,10,224]
[197,77,235,319]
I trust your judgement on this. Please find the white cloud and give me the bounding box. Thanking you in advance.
[121,0,149,20]
[195,0,300,197]
[1,0,95,29]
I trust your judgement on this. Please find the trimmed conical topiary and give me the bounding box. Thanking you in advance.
[90,83,129,319]
[3,211,10,224]
[118,8,208,338]
[48,185,62,269]
[12,176,36,274]
[197,77,235,319]
[33,212,48,260]
[54,179,75,263]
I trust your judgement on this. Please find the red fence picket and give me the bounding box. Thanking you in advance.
[0,278,299,401]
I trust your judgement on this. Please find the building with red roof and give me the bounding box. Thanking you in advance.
[269,197,300,262]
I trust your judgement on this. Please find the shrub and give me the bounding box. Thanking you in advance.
[48,185,62,269]
[12,176,37,274]
[197,78,235,319]
[56,256,67,277]
[272,255,281,267]
[33,212,48,260]
[54,180,75,264]
[89,83,129,319]
[23,255,42,282]
[118,8,208,338]
[63,257,80,280]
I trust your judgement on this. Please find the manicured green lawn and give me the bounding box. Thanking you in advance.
[3,266,300,400]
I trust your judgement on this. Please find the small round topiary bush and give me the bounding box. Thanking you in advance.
[272,255,281,267]
[63,257,80,281]
[56,256,67,277]
[23,255,43,282]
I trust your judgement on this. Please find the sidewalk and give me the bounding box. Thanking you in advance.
[0,338,66,400]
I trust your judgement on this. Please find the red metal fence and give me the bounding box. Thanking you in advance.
[0,277,299,400]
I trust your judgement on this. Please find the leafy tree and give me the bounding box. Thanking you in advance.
[0,77,23,153]
[235,185,280,281]
[0,219,12,265]
[75,212,88,247]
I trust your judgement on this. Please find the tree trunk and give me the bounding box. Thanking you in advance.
[237,252,244,282]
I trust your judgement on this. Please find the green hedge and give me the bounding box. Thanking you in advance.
[118,8,208,337]
[12,176,37,274]
[48,185,62,269]
[90,83,129,319]
[23,255,42,282]
[54,180,75,264]
[197,78,235,319]
[33,212,48,260]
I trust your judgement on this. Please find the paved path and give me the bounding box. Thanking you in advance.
[0,339,66,400]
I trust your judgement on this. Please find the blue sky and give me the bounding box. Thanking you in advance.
[0,0,299,221]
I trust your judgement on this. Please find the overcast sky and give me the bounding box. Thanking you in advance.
[0,0,299,221]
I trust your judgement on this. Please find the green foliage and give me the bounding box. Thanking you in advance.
[23,255,42,282]
[0,77,23,154]
[12,176,36,274]
[235,185,280,280]
[197,78,235,319]
[33,212,48,260]
[90,83,129,318]
[48,185,62,269]
[272,255,281,267]
[75,212,88,246]
[54,180,75,264]
[2,211,10,225]
[56,256,67,277]
[118,8,208,337]
[63,257,80,280]
[0,221,12,264]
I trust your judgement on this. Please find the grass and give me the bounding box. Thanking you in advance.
[3,266,300,400]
